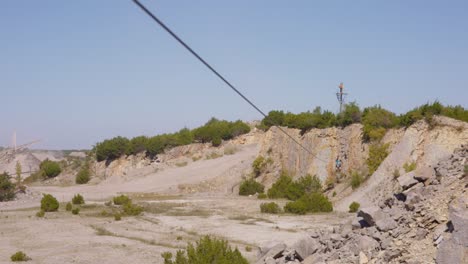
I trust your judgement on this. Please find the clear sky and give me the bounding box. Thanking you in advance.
[2,0,467,149]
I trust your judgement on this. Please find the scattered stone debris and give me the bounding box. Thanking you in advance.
[256,145,467,263]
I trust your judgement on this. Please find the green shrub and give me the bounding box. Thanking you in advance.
[95,136,130,162]
[72,207,80,215]
[349,202,360,213]
[40,194,59,212]
[267,171,293,199]
[336,102,362,127]
[11,251,30,262]
[239,178,264,196]
[72,194,84,205]
[113,195,130,205]
[267,172,322,201]
[260,202,281,214]
[362,106,398,142]
[161,236,248,264]
[252,156,267,177]
[122,202,143,216]
[257,193,267,199]
[66,202,72,211]
[366,143,389,175]
[126,136,149,156]
[403,162,417,173]
[114,213,122,221]
[39,159,61,178]
[211,137,222,147]
[0,172,15,202]
[284,193,333,215]
[350,171,363,189]
[332,191,336,197]
[36,210,45,217]
[75,163,90,184]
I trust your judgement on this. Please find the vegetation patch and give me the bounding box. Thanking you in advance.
[252,156,267,177]
[260,202,281,214]
[239,178,264,196]
[403,161,417,173]
[72,207,80,215]
[284,192,333,215]
[350,171,364,190]
[41,194,59,212]
[366,143,389,175]
[0,172,15,202]
[257,193,267,199]
[267,172,322,200]
[161,236,248,264]
[35,210,45,218]
[66,202,72,211]
[39,159,62,178]
[72,194,85,205]
[94,118,250,162]
[11,251,30,262]
[75,162,91,184]
[175,161,188,167]
[113,195,131,205]
[349,202,360,213]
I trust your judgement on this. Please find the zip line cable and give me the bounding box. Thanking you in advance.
[132,0,327,163]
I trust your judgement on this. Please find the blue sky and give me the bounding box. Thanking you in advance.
[2,0,467,149]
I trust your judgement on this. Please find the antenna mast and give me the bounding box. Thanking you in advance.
[336,82,348,113]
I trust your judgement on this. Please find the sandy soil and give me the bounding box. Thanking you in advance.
[0,144,352,263]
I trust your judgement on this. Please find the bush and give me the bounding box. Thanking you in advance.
[403,162,417,173]
[336,102,362,127]
[114,213,122,221]
[122,202,143,216]
[11,251,30,262]
[260,202,281,214]
[350,171,363,190]
[72,207,80,215]
[267,172,322,201]
[94,136,130,162]
[349,202,360,213]
[393,168,401,179]
[39,159,61,178]
[252,156,267,177]
[0,172,15,202]
[239,178,264,196]
[72,194,85,205]
[66,202,72,211]
[126,136,149,156]
[267,171,293,199]
[257,193,267,199]
[40,194,59,212]
[211,137,222,147]
[113,195,130,205]
[36,210,45,217]
[75,163,90,184]
[161,236,248,264]
[366,143,389,175]
[362,106,398,142]
[284,193,333,215]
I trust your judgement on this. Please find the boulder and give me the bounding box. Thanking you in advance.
[436,239,467,264]
[449,197,468,246]
[414,166,436,183]
[358,206,397,231]
[291,235,320,259]
[257,242,286,262]
[398,171,418,190]
[359,251,369,264]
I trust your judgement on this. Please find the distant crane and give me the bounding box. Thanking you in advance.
[336,82,348,113]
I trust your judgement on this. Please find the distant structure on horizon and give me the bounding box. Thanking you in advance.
[336,82,348,113]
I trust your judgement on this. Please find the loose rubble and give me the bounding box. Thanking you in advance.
[256,145,467,264]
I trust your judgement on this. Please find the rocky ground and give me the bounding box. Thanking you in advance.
[255,145,467,264]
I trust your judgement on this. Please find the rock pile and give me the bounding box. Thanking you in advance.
[256,145,467,263]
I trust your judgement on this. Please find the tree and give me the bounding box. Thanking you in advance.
[0,172,15,201]
[39,159,61,178]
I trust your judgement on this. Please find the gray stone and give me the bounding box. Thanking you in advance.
[359,251,369,264]
[415,228,429,240]
[257,243,286,261]
[436,239,468,264]
[414,166,436,183]
[398,171,419,190]
[383,249,402,262]
[449,197,468,246]
[358,206,382,226]
[376,217,398,232]
[291,235,320,259]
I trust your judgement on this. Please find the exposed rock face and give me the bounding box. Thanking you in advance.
[257,144,467,264]
[258,124,368,184]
